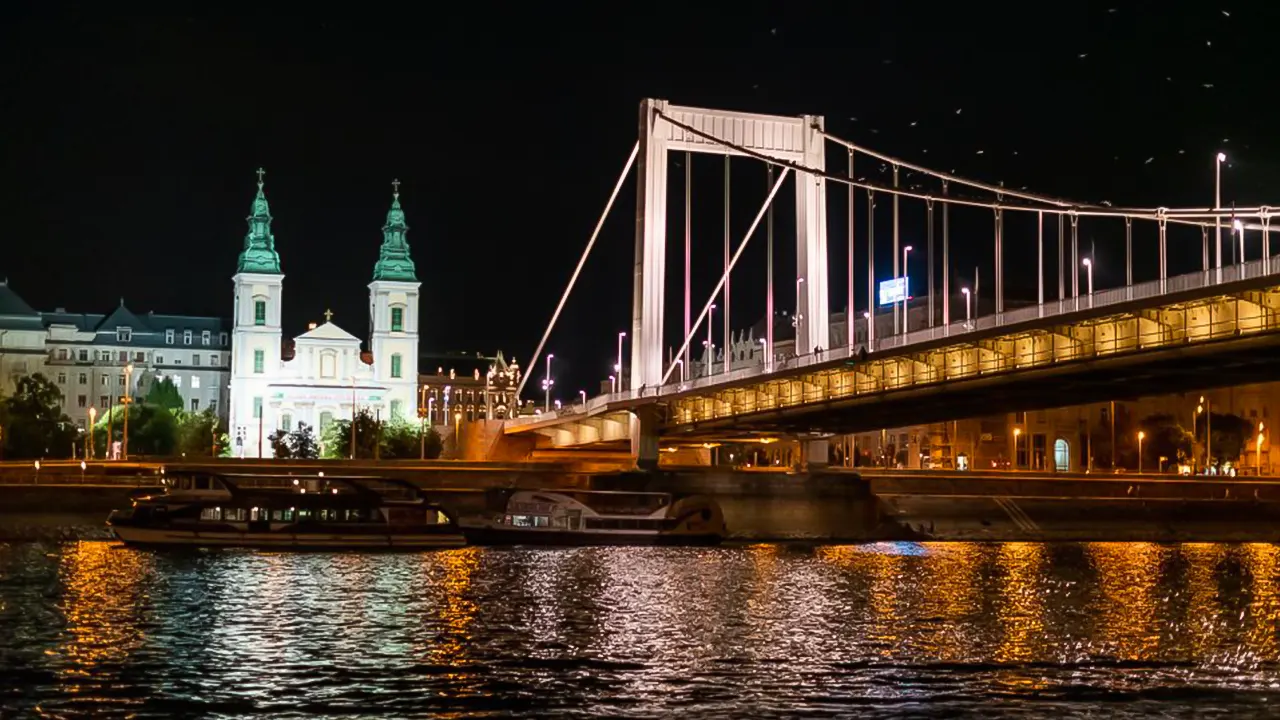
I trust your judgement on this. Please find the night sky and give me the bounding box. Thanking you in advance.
[3,5,1276,397]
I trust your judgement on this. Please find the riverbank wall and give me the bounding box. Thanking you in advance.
[6,464,1280,543]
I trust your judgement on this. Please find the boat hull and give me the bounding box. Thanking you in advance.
[111,525,467,550]
[462,526,722,547]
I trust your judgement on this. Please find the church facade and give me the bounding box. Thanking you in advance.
[227,171,420,457]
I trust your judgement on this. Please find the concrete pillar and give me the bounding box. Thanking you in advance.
[803,439,830,471]
[630,405,661,470]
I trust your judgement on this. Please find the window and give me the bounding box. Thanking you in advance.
[57,372,66,384]
[117,374,125,386]
[254,300,266,326]
[391,353,402,378]
[118,351,127,362]
[156,354,164,364]
[200,508,221,521]
[209,399,217,413]
[183,330,192,345]
[390,399,403,421]
[77,395,87,408]
[116,327,132,343]
[320,411,334,431]
[192,354,201,366]
[253,349,264,374]
[57,348,69,360]
[391,306,404,332]
[78,350,88,362]
[320,351,336,379]
[201,330,211,346]
[191,376,201,389]
[209,354,218,366]
[281,413,292,432]
[100,376,109,387]
[173,376,182,388]
[78,373,86,384]
[99,395,109,408]
[219,332,228,346]
[165,329,175,344]
[253,397,263,419]
[191,398,200,412]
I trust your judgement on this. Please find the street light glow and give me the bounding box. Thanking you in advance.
[1217,152,1227,163]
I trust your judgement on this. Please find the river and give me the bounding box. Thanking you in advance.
[2,541,1278,717]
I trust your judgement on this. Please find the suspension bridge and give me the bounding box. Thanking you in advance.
[504,99,1280,467]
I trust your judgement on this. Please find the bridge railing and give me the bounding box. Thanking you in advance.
[505,257,1269,430]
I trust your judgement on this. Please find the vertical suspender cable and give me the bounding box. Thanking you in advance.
[766,164,775,366]
[683,152,692,377]
[847,149,855,348]
[723,155,731,375]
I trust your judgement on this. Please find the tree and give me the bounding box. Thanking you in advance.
[285,423,320,459]
[381,422,421,459]
[175,408,225,457]
[145,377,184,411]
[1196,411,1253,466]
[1138,413,1194,470]
[2,373,78,459]
[423,426,443,460]
[268,429,292,459]
[320,409,380,459]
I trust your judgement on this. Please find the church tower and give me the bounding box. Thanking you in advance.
[229,168,284,456]
[368,179,421,424]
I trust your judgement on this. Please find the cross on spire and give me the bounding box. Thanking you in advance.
[256,167,266,188]
[324,308,333,323]
[391,178,400,199]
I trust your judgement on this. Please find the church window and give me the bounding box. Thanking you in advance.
[391,353,403,378]
[281,413,292,432]
[183,330,193,345]
[391,399,403,421]
[391,307,404,332]
[320,352,336,379]
[253,397,263,419]
[254,300,267,326]
[202,330,211,346]
[165,329,175,344]
[320,411,334,431]
[253,349,264,374]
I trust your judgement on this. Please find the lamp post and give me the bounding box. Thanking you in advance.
[87,406,97,460]
[863,311,874,347]
[609,374,616,394]
[1235,219,1246,276]
[707,303,716,377]
[901,246,913,336]
[961,287,972,328]
[1200,395,1212,472]
[1013,427,1022,470]
[794,278,805,348]
[579,390,586,407]
[543,354,554,412]
[1216,152,1226,281]
[1138,431,1146,473]
[675,358,685,383]
[350,376,357,459]
[428,396,435,427]
[759,338,770,372]
[1082,258,1094,306]
[1258,422,1265,476]
[615,332,626,392]
[122,363,133,460]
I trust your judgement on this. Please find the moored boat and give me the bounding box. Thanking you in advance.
[462,489,726,546]
[107,471,466,550]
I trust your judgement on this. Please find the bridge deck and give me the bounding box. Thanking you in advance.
[508,259,1280,442]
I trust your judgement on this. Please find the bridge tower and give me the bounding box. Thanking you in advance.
[630,100,828,465]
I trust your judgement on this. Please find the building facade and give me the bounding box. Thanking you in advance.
[0,281,231,428]
[418,351,530,426]
[227,172,421,457]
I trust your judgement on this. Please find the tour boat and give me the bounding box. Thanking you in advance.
[462,489,726,546]
[107,472,466,550]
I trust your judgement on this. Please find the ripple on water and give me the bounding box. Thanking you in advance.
[2,541,1280,718]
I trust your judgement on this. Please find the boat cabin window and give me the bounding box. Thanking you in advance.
[269,509,296,522]
[566,492,669,516]
[224,508,247,522]
[200,508,220,521]
[508,515,550,528]
[584,517,670,531]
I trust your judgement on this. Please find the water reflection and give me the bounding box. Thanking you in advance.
[3,541,1280,717]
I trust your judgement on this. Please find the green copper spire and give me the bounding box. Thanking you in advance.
[372,179,418,282]
[237,168,282,274]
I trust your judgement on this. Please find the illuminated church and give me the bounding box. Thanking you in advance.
[227,170,420,456]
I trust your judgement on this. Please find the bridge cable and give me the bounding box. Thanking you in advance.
[515,142,639,401]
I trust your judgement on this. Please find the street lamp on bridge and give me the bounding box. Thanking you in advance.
[901,246,913,336]
[542,354,554,412]
[960,287,972,329]
[1234,219,1246,276]
[1138,430,1146,473]
[1082,258,1094,306]
[1216,152,1227,280]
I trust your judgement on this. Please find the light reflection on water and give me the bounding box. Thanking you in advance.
[2,542,1280,717]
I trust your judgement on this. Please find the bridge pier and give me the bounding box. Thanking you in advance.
[803,440,830,471]
[631,406,661,470]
